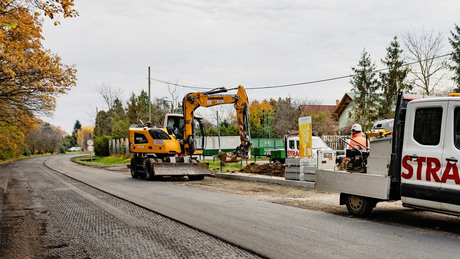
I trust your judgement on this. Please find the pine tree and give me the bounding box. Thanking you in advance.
[72,120,82,142]
[379,36,411,118]
[449,24,460,92]
[350,49,379,130]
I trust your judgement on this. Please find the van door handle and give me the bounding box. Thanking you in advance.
[409,155,419,160]
[446,157,458,163]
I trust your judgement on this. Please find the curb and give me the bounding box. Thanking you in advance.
[214,172,315,188]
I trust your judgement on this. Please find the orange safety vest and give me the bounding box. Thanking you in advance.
[348,132,369,150]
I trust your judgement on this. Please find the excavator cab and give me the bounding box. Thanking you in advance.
[164,113,205,154]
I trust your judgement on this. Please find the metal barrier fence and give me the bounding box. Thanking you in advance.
[109,138,129,155]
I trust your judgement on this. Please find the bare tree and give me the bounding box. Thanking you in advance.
[97,82,124,110]
[403,30,450,95]
[167,81,182,113]
[26,123,64,154]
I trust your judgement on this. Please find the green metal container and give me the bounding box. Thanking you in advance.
[270,150,286,159]
[252,147,265,156]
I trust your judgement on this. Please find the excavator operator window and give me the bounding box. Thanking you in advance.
[149,129,172,140]
[134,133,148,144]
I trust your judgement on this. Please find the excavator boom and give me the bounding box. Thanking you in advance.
[182,85,252,160]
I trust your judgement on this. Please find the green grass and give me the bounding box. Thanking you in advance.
[73,155,130,165]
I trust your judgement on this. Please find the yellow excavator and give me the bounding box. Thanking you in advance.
[128,85,251,180]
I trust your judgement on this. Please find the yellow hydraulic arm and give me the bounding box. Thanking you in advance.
[182,85,251,157]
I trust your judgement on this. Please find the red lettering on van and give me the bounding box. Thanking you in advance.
[401,155,460,184]
[426,157,441,182]
[415,156,426,180]
[441,161,460,184]
[401,155,413,179]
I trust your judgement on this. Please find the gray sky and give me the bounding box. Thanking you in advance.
[41,0,460,134]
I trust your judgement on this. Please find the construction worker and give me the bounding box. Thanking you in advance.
[348,123,369,150]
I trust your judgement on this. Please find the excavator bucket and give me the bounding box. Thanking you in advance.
[152,162,211,176]
[217,152,241,164]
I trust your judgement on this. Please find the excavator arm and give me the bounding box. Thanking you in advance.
[182,85,252,159]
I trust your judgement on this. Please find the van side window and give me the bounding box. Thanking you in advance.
[455,108,460,149]
[289,140,295,149]
[134,133,148,144]
[413,107,442,145]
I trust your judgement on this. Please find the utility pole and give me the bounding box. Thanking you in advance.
[148,66,151,122]
[217,110,221,152]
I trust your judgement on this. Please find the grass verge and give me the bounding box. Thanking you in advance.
[73,155,130,166]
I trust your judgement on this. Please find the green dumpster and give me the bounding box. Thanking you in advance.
[252,147,265,156]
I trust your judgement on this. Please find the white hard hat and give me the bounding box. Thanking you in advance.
[351,123,362,132]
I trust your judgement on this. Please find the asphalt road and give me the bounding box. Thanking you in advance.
[0,156,260,258]
[3,155,460,258]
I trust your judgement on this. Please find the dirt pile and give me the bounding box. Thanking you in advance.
[239,162,285,177]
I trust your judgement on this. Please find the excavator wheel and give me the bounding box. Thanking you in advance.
[144,158,155,180]
[130,159,140,179]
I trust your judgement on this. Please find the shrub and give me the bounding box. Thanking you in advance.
[22,149,32,157]
[58,145,67,154]
[94,135,111,156]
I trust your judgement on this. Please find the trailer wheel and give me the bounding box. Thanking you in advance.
[130,159,140,178]
[345,194,375,217]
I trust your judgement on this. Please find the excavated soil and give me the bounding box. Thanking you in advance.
[239,162,285,177]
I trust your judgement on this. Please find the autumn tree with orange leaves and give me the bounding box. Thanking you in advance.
[0,0,78,159]
[248,100,273,138]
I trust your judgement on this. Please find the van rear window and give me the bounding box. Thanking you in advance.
[413,107,442,145]
[454,108,460,149]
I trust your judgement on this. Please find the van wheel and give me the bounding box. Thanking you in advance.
[345,194,375,217]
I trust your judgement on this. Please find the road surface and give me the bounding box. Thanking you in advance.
[2,155,460,258]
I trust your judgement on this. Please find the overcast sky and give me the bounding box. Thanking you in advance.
[41,0,460,134]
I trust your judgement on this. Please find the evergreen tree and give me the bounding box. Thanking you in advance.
[94,110,111,137]
[127,90,149,124]
[350,49,379,130]
[449,24,460,92]
[110,98,128,138]
[72,120,82,144]
[379,36,411,118]
[73,120,82,134]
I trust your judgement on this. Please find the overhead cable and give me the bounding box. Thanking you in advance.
[151,52,453,91]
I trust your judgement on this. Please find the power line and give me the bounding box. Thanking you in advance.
[151,52,453,91]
